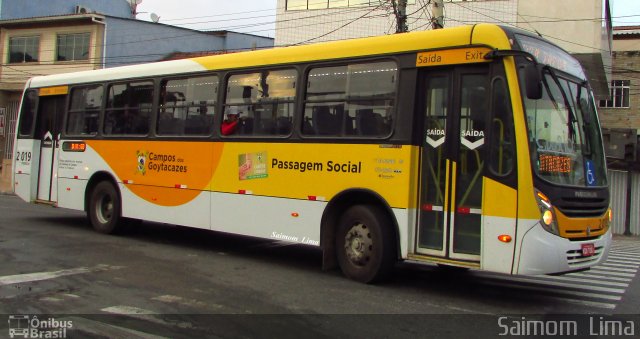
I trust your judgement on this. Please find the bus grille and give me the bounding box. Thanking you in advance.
[555,196,608,218]
[566,246,604,267]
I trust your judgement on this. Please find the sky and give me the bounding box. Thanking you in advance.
[134,0,640,38]
[134,0,278,37]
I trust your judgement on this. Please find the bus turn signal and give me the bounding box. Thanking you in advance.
[498,235,512,243]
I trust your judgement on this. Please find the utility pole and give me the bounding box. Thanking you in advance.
[396,0,408,33]
[432,0,444,29]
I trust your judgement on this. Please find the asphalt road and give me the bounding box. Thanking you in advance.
[0,194,638,338]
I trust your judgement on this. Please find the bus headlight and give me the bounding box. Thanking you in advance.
[535,189,558,235]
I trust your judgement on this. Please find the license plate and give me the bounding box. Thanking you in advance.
[581,243,595,257]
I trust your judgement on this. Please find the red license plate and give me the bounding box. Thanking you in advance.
[581,243,595,257]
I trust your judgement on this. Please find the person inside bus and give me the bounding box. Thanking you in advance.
[221,106,242,135]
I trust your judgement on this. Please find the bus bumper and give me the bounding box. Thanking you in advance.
[516,222,612,275]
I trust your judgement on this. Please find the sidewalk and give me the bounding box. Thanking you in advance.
[0,159,13,194]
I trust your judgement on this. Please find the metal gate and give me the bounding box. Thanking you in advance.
[608,169,640,236]
[2,101,19,160]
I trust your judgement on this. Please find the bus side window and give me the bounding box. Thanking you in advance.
[158,75,218,136]
[224,70,296,137]
[104,81,153,135]
[67,85,101,136]
[489,77,515,176]
[303,61,396,138]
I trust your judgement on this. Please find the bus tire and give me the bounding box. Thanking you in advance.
[88,181,123,234]
[336,205,396,283]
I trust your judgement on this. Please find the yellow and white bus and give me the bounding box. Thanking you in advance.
[13,24,612,283]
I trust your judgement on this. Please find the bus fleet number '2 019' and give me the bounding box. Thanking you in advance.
[16,151,32,162]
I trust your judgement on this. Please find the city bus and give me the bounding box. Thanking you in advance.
[12,24,612,283]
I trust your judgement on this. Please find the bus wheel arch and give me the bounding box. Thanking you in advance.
[85,173,124,234]
[320,189,399,282]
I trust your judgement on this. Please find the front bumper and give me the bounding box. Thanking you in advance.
[517,222,612,275]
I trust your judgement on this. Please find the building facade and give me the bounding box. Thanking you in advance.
[0,0,274,192]
[275,0,612,100]
[599,25,640,236]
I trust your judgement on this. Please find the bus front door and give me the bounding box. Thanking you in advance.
[35,95,65,202]
[417,67,489,263]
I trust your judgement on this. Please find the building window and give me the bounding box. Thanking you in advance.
[8,36,39,63]
[286,0,415,11]
[57,33,90,61]
[600,80,630,108]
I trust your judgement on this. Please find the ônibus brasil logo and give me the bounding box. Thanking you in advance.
[8,315,72,338]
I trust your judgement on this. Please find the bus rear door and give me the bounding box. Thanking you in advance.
[34,94,65,203]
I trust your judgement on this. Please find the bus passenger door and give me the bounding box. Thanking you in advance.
[417,66,490,262]
[35,96,65,202]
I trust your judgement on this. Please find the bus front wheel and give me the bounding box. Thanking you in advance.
[88,181,123,234]
[336,205,395,283]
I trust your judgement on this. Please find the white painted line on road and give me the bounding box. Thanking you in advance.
[0,265,122,286]
[480,280,622,301]
[530,274,630,288]
[543,296,617,310]
[480,275,627,294]
[101,306,181,329]
[602,262,640,269]
[590,266,638,273]
[569,272,633,283]
[151,294,224,309]
[101,306,157,315]
[587,269,636,278]
[610,251,640,256]
[605,258,640,265]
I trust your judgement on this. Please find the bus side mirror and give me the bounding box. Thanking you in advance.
[525,64,543,100]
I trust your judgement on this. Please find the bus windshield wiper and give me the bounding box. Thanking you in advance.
[544,67,579,142]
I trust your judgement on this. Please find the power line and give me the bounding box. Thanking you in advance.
[292,2,388,45]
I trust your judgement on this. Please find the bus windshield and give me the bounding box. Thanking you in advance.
[523,69,607,187]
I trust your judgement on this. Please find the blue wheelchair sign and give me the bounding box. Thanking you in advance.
[585,160,596,186]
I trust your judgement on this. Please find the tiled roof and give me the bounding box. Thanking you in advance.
[613,25,640,35]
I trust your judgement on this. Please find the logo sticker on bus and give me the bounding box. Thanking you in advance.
[136,150,149,175]
[239,152,268,180]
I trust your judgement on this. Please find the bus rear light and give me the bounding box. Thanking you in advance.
[498,235,512,243]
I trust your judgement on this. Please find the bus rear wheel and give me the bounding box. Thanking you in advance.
[88,181,123,234]
[336,205,396,283]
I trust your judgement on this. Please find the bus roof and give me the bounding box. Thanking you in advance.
[30,24,513,89]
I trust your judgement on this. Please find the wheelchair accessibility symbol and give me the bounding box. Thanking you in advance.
[585,160,596,186]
